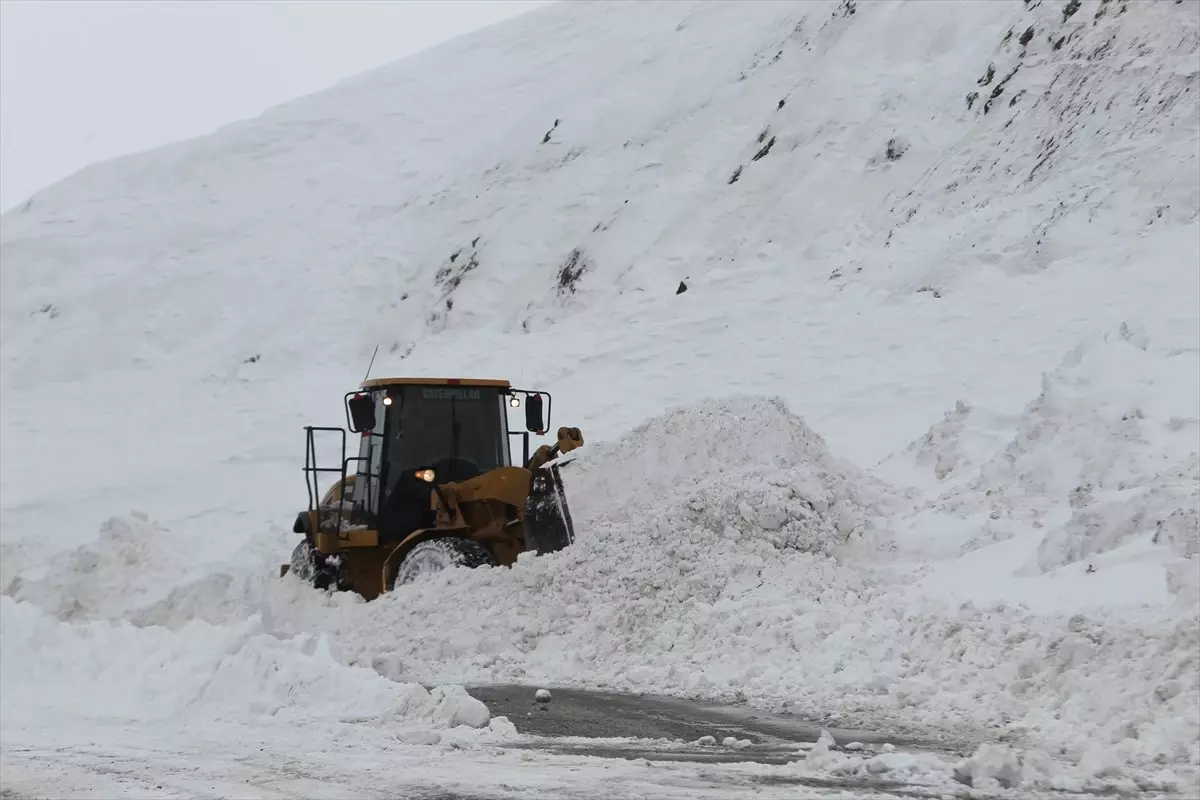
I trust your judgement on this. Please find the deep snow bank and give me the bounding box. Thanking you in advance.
[265,396,1193,790]
[881,320,1200,606]
[0,513,503,742]
[0,594,496,741]
[4,512,205,621]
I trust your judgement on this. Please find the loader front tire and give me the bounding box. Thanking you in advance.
[289,541,317,583]
[288,541,345,592]
[392,538,496,588]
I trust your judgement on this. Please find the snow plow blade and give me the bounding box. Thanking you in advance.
[524,461,576,554]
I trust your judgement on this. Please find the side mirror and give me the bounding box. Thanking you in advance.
[347,393,376,432]
[525,393,545,433]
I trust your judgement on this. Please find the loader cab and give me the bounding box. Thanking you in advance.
[341,378,551,537]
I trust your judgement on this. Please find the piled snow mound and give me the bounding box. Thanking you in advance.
[124,521,351,631]
[565,396,896,555]
[0,537,47,597]
[4,512,206,621]
[1024,324,1199,577]
[872,400,1023,491]
[128,540,370,633]
[0,508,356,634]
[884,321,1200,598]
[0,595,493,737]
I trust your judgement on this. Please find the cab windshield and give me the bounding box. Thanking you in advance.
[383,385,510,497]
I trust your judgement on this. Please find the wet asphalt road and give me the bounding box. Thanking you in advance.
[0,691,982,800]
[468,683,966,765]
[460,688,1183,800]
[5,692,1175,800]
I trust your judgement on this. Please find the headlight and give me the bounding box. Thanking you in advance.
[415,469,436,482]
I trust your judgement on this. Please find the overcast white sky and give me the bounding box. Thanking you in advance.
[0,0,552,212]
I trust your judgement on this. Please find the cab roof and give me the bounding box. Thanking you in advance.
[360,377,511,390]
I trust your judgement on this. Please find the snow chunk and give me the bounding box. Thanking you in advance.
[428,685,491,729]
[952,743,1055,791]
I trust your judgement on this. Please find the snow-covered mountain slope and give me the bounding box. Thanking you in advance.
[1,0,1197,795]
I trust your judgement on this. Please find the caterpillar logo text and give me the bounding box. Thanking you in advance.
[422,387,481,401]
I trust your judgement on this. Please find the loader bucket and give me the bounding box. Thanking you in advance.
[524,462,576,554]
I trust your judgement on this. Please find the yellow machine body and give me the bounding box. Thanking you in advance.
[281,377,583,600]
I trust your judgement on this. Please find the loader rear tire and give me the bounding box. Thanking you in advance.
[392,538,496,588]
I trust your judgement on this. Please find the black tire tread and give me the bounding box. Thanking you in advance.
[392,537,496,588]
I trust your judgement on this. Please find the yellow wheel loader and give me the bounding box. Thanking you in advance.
[280,377,584,601]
